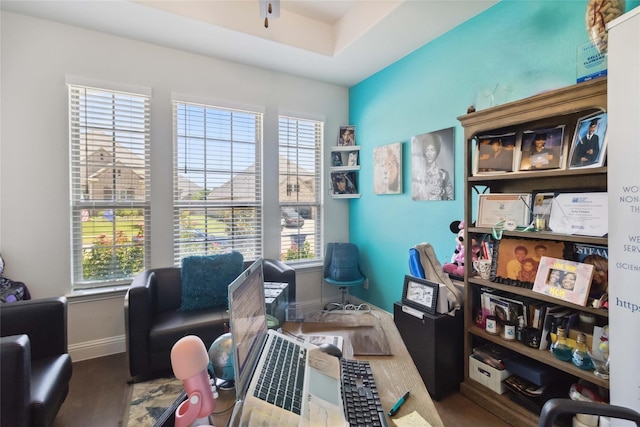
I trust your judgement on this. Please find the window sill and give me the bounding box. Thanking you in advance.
[66,284,130,302]
[286,260,323,270]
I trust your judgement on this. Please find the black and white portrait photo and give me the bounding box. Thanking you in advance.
[411,127,454,201]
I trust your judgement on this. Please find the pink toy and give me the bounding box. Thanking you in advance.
[443,220,480,278]
[171,335,216,427]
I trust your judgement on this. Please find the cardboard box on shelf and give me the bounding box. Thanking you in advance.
[469,355,511,394]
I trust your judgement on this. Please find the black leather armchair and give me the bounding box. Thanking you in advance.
[0,297,73,427]
[125,258,296,381]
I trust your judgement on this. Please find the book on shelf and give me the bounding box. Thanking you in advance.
[480,290,527,326]
[528,301,548,330]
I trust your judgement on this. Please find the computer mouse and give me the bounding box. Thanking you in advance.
[318,343,342,359]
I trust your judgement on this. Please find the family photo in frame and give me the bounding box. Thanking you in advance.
[494,238,564,284]
[568,112,607,169]
[474,132,516,174]
[519,126,565,171]
[532,256,594,306]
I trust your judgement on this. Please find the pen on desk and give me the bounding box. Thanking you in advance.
[387,390,410,417]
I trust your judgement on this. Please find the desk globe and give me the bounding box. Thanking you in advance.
[208,332,234,382]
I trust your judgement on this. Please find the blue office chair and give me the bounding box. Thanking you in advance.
[323,243,367,311]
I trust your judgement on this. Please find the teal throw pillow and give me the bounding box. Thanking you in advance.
[180,251,244,311]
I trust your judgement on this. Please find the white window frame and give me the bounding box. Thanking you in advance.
[278,115,323,263]
[173,100,263,264]
[68,82,151,289]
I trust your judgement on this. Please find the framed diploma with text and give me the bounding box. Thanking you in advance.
[548,192,608,236]
[477,193,532,228]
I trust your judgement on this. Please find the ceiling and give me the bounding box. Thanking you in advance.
[1,0,497,87]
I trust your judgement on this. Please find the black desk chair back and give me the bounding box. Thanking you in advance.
[539,398,640,427]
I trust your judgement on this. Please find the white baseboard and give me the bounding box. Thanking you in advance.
[69,335,126,362]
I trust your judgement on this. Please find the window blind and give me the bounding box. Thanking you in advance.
[69,85,150,288]
[173,102,263,264]
[278,116,323,262]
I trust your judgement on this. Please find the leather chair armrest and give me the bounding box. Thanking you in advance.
[0,297,67,360]
[1,334,31,427]
[125,270,155,378]
[263,259,296,303]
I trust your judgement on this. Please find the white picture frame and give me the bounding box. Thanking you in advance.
[568,112,607,169]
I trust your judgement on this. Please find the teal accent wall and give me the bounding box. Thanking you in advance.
[348,1,638,312]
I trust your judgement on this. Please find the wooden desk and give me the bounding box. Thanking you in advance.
[284,306,444,426]
[204,306,444,427]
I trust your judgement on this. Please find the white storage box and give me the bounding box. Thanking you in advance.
[469,355,511,394]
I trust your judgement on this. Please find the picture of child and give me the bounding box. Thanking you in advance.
[517,258,538,283]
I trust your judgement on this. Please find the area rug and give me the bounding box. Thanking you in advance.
[122,377,184,427]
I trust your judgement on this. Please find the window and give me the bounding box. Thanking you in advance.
[69,85,150,289]
[174,102,262,264]
[279,116,323,262]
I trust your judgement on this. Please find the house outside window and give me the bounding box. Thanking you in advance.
[279,115,323,263]
[173,101,263,264]
[69,84,150,289]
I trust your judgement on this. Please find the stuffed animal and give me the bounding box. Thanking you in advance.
[443,220,480,278]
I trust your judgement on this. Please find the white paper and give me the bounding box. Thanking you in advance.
[548,193,608,236]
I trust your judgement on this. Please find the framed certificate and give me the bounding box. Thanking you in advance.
[548,192,608,236]
[477,193,532,228]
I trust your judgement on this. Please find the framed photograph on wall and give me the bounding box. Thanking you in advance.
[532,256,594,306]
[373,142,402,195]
[411,127,454,201]
[338,125,356,146]
[519,126,565,171]
[473,132,516,174]
[402,275,439,315]
[568,112,607,169]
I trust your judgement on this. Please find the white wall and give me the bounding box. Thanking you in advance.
[0,11,349,360]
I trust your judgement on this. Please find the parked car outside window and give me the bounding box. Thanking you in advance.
[281,208,304,228]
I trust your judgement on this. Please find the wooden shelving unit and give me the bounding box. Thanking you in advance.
[457,77,609,426]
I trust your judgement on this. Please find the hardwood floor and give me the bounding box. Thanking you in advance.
[53,352,512,426]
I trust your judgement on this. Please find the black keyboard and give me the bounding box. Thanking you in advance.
[340,359,389,427]
[253,335,307,415]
